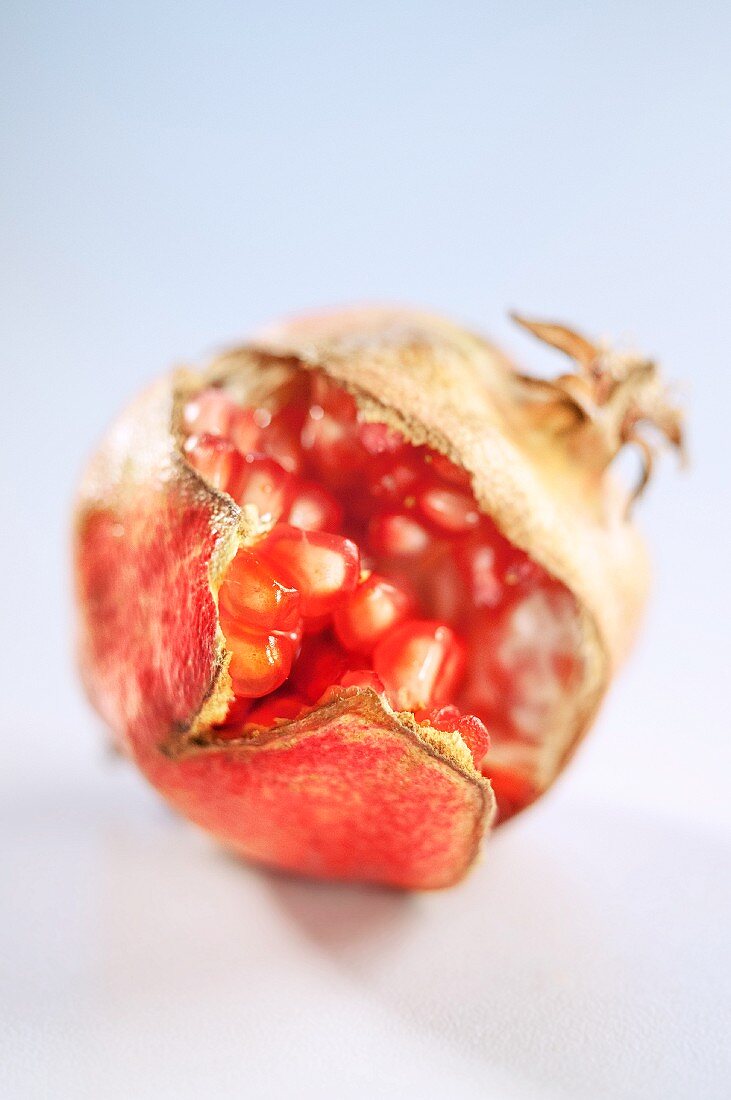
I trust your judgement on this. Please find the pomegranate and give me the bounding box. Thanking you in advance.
[74,308,682,889]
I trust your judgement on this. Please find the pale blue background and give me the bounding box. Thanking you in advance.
[2,4,730,1098]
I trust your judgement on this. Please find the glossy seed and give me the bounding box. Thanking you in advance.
[218,549,301,633]
[230,454,295,524]
[334,573,415,653]
[419,485,480,533]
[258,524,360,616]
[368,512,431,556]
[373,619,466,712]
[184,433,244,495]
[226,626,299,698]
[287,481,343,532]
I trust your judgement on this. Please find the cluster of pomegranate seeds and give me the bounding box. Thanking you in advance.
[183,373,584,800]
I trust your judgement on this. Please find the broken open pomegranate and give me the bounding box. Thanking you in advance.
[74,308,682,888]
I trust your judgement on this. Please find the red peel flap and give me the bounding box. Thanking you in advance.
[155,693,491,889]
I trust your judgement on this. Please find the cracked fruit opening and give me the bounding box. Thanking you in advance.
[184,374,585,819]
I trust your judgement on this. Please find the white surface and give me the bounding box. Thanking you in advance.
[3,749,730,1100]
[2,3,730,1098]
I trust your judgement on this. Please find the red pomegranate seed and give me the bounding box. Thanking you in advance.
[455,534,505,610]
[258,524,360,616]
[466,586,582,741]
[500,586,582,682]
[301,408,364,488]
[417,702,460,724]
[368,512,431,556]
[486,767,538,821]
[291,634,354,703]
[262,405,307,474]
[426,705,490,768]
[246,692,307,726]
[309,373,359,420]
[416,544,465,624]
[226,625,299,698]
[333,573,415,654]
[218,549,301,633]
[301,373,362,486]
[301,611,333,634]
[184,433,245,495]
[463,517,544,593]
[419,484,480,533]
[373,619,466,712]
[183,388,237,437]
[358,421,406,455]
[229,454,295,524]
[318,668,387,706]
[428,452,472,488]
[183,390,264,456]
[228,407,265,455]
[286,481,343,532]
[339,670,386,694]
[503,552,544,589]
[367,453,423,506]
[215,695,253,735]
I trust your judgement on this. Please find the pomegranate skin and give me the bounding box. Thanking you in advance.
[74,307,680,887]
[75,376,491,890]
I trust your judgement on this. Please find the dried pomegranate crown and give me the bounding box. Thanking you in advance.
[511,314,684,508]
[74,306,680,890]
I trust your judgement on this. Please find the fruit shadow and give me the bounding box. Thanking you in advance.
[250,859,419,949]
[260,801,731,1099]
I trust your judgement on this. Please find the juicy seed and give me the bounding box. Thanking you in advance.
[226,626,299,698]
[184,433,244,494]
[367,454,422,505]
[426,705,490,768]
[218,549,301,633]
[373,619,467,712]
[246,692,307,726]
[333,573,415,654]
[227,407,265,456]
[258,524,360,617]
[287,481,343,532]
[229,454,295,524]
[301,409,364,488]
[300,376,361,487]
[419,485,480,533]
[216,696,252,734]
[339,670,386,694]
[456,536,505,609]
[301,611,333,634]
[291,634,354,702]
[317,668,387,706]
[464,587,582,741]
[261,405,307,474]
[485,767,538,822]
[368,512,431,556]
[358,422,406,455]
[183,388,237,437]
[503,553,543,589]
[429,452,472,488]
[309,373,359,420]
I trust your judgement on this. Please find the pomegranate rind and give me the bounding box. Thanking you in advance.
[74,377,492,890]
[148,692,491,889]
[75,378,242,742]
